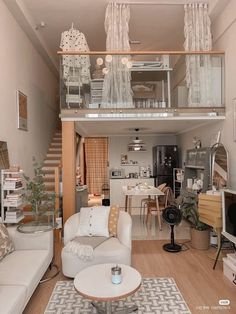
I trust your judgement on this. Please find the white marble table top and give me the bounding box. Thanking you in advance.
[74,263,141,301]
[122,185,164,196]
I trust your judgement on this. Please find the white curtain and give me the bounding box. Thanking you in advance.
[102,3,133,108]
[184,3,214,107]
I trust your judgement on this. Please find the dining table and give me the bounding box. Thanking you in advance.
[122,184,165,230]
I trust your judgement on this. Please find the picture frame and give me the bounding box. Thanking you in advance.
[17,90,28,131]
[233,98,236,142]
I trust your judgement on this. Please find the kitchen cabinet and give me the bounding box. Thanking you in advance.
[110,178,154,212]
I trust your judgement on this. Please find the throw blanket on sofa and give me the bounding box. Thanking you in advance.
[64,236,111,261]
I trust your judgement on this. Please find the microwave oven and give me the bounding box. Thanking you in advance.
[110,168,125,179]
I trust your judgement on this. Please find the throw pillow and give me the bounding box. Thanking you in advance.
[76,206,110,237]
[0,224,14,261]
[108,205,120,237]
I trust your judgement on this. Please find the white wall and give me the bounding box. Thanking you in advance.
[178,0,236,189]
[0,0,59,177]
[109,135,177,176]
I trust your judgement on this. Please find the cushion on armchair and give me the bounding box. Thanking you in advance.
[76,206,110,237]
[108,205,120,237]
[0,223,14,261]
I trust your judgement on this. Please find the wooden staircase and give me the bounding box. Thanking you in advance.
[42,131,62,194]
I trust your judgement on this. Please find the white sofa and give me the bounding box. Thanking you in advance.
[0,226,53,314]
[61,211,132,278]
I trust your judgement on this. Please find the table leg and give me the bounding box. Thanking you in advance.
[92,301,138,314]
[155,196,162,231]
[128,196,132,215]
[125,195,128,212]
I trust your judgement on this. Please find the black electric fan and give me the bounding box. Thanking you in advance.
[162,205,182,253]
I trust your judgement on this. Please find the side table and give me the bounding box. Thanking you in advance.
[17,221,60,283]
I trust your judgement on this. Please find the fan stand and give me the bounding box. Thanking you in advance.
[163,225,182,253]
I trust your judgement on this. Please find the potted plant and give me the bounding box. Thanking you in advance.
[24,158,56,222]
[175,190,210,250]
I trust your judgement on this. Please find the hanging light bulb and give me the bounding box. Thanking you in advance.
[121,57,128,65]
[102,67,109,75]
[96,58,104,66]
[105,55,113,63]
[126,61,133,69]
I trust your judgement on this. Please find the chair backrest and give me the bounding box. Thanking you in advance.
[157,183,166,191]
[159,186,174,207]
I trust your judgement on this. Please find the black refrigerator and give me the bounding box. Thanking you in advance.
[152,145,179,190]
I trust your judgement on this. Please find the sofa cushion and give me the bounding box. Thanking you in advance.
[0,285,26,314]
[76,206,110,237]
[0,223,14,261]
[0,250,50,301]
[108,205,120,237]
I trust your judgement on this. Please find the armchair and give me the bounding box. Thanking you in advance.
[61,210,132,278]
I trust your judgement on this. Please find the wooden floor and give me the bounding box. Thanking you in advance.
[24,238,236,314]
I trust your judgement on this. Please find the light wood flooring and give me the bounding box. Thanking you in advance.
[23,234,236,314]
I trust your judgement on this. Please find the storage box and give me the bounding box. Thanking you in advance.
[223,257,236,286]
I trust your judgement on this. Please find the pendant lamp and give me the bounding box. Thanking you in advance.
[128,128,146,152]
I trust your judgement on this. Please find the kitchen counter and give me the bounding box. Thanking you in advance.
[110,178,155,211]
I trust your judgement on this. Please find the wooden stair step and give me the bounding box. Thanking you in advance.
[44,181,55,186]
[45,185,55,191]
[48,148,62,153]
[51,143,62,147]
[52,138,62,143]
[43,177,55,182]
[46,153,61,159]
[45,156,61,161]
[43,164,60,168]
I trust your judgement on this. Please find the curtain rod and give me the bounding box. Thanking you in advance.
[112,1,207,5]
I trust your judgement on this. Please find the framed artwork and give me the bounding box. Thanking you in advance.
[17,90,28,131]
[233,98,236,142]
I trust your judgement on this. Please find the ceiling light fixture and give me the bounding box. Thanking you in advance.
[128,128,146,152]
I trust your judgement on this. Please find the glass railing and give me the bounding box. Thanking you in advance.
[59,52,225,116]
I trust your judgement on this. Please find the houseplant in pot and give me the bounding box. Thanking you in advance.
[176,190,210,250]
[24,158,56,222]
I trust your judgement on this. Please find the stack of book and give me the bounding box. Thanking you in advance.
[3,193,23,207]
[3,177,23,190]
[5,209,24,223]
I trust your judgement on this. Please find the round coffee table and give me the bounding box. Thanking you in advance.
[74,263,142,314]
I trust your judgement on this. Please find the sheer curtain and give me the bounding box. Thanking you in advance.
[84,138,108,195]
[102,2,133,108]
[184,3,213,107]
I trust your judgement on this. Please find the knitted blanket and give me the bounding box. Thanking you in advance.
[64,236,110,261]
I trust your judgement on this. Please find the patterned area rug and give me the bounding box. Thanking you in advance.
[44,278,191,314]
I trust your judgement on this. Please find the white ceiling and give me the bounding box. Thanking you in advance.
[22,0,186,64]
[5,0,228,136]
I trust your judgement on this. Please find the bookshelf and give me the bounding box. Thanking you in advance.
[1,169,25,223]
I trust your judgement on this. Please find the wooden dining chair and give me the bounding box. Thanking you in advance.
[139,183,167,220]
[145,186,174,229]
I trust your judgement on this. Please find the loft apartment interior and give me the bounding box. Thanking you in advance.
[1,0,236,313]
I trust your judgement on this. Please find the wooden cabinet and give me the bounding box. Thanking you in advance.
[198,193,222,249]
[110,178,154,210]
